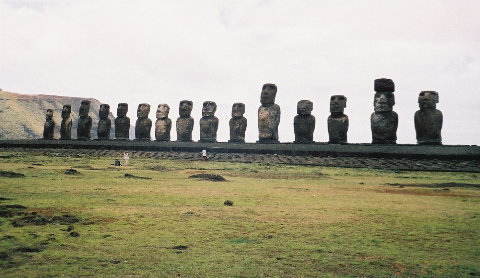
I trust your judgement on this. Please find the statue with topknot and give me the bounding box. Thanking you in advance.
[371,78,398,144]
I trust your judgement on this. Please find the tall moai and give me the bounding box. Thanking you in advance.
[258,83,280,143]
[155,104,172,142]
[371,78,398,144]
[293,100,315,143]
[97,104,111,140]
[328,95,349,144]
[43,109,55,140]
[415,91,443,145]
[176,100,194,142]
[115,103,130,140]
[199,101,219,143]
[229,103,247,143]
[135,103,152,140]
[60,105,72,140]
[77,100,92,140]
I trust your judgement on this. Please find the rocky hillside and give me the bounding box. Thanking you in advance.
[0,91,132,139]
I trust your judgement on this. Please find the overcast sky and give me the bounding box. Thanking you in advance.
[1,0,479,145]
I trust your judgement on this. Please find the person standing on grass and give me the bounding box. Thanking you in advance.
[202,149,208,161]
[124,151,130,165]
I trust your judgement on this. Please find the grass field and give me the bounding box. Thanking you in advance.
[0,150,479,277]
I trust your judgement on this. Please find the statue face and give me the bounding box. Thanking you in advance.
[137,103,150,119]
[374,92,395,112]
[330,95,347,113]
[418,91,438,109]
[99,104,110,118]
[46,109,53,120]
[232,103,245,117]
[61,105,71,119]
[202,101,217,117]
[297,100,313,115]
[79,100,91,117]
[260,83,277,105]
[117,103,128,117]
[179,100,193,117]
[156,104,170,119]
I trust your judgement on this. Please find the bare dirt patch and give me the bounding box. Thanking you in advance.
[385,182,480,189]
[123,173,152,180]
[188,174,226,182]
[0,171,25,178]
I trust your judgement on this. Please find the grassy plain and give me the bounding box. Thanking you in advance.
[0,150,479,277]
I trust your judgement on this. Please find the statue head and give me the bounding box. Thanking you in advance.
[99,104,110,119]
[61,105,71,119]
[374,92,395,112]
[46,109,53,120]
[202,101,217,117]
[297,100,313,115]
[330,95,347,113]
[117,103,128,117]
[260,83,277,105]
[79,100,91,118]
[418,91,439,109]
[137,103,150,119]
[179,100,193,117]
[232,103,245,117]
[156,104,170,119]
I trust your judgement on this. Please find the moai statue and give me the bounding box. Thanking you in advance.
[199,101,219,143]
[60,105,72,140]
[258,83,280,143]
[328,95,349,144]
[415,91,443,145]
[115,103,130,140]
[155,104,172,142]
[135,103,152,140]
[229,103,247,143]
[293,100,315,143]
[77,100,92,140]
[371,78,398,144]
[43,109,55,140]
[97,104,111,140]
[176,100,194,142]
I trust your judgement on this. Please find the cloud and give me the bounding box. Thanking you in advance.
[1,0,479,144]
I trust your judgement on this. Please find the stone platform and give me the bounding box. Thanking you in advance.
[1,140,479,172]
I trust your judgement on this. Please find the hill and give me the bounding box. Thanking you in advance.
[0,90,134,139]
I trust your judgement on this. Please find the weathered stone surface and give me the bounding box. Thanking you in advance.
[176,100,194,142]
[135,103,152,140]
[115,103,130,140]
[294,100,315,143]
[371,78,397,144]
[415,91,443,145]
[97,104,111,140]
[328,95,349,144]
[60,105,72,140]
[155,104,171,142]
[77,100,92,140]
[258,83,280,143]
[229,103,247,143]
[199,101,219,143]
[43,109,55,140]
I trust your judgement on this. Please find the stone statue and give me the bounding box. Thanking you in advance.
[328,95,349,144]
[415,91,443,145]
[115,103,130,140]
[258,83,280,143]
[294,100,315,143]
[60,105,72,140]
[371,78,398,144]
[176,100,194,142]
[97,104,111,140]
[229,103,247,143]
[77,100,92,140]
[155,104,171,141]
[135,103,152,140]
[199,101,219,143]
[43,109,55,140]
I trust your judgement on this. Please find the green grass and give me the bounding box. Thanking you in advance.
[0,150,479,277]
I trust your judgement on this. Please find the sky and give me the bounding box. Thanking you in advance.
[1,0,479,145]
